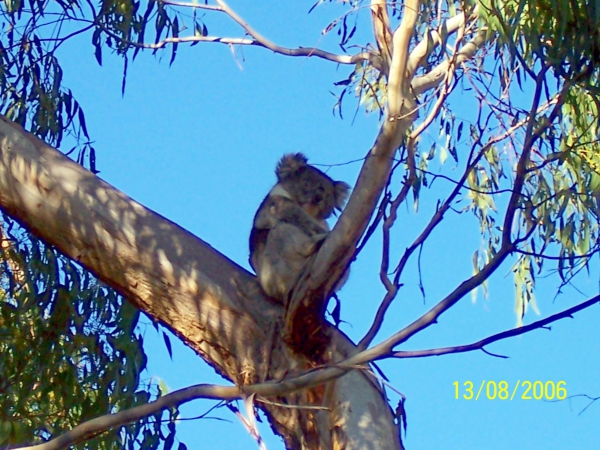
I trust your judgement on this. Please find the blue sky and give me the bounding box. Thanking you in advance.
[50,2,600,449]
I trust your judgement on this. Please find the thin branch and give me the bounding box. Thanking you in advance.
[411,30,488,95]
[485,1,537,80]
[392,294,600,358]
[109,0,374,65]
[358,151,492,349]
[516,246,600,261]
[417,168,513,196]
[213,0,367,63]
[408,43,459,139]
[256,398,328,411]
[361,71,571,358]
[501,67,549,245]
[358,101,540,349]
[355,243,514,365]
[112,32,371,65]
[159,0,223,10]
[15,384,241,450]
[569,394,600,415]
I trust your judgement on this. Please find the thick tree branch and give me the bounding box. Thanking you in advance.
[34,290,600,450]
[0,116,401,450]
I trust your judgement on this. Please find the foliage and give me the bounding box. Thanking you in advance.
[479,0,600,83]
[467,0,600,321]
[0,0,183,447]
[1,0,600,447]
[331,0,600,324]
[0,0,96,167]
[0,223,181,449]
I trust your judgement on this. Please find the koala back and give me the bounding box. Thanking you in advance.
[250,153,351,301]
[252,222,327,300]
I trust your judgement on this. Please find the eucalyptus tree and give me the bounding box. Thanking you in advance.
[1,0,599,449]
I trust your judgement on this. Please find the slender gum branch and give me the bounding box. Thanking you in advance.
[393,295,600,358]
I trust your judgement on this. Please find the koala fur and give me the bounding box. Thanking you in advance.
[249,153,350,301]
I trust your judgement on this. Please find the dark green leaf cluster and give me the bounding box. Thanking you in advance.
[1,1,187,447]
[479,0,600,86]
[0,0,97,168]
[0,219,181,449]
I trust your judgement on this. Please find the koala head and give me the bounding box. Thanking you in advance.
[276,153,350,220]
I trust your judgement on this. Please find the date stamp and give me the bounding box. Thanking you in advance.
[453,380,567,400]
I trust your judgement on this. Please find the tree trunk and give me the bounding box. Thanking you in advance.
[0,116,401,449]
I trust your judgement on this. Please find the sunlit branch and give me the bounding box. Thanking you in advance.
[283,0,422,353]
[408,4,474,139]
[212,0,369,64]
[409,58,457,140]
[122,33,370,65]
[160,0,222,9]
[406,4,480,78]
[371,0,393,75]
[386,0,419,122]
[411,30,488,95]
[392,294,600,359]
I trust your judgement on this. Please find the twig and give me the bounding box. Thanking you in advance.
[392,294,600,358]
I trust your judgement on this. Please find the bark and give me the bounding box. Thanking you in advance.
[284,0,419,360]
[0,116,401,450]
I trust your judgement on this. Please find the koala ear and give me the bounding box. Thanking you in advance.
[276,153,308,181]
[334,181,351,210]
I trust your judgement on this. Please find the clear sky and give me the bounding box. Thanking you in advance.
[50,2,600,449]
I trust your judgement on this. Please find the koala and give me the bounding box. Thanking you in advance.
[249,153,350,301]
